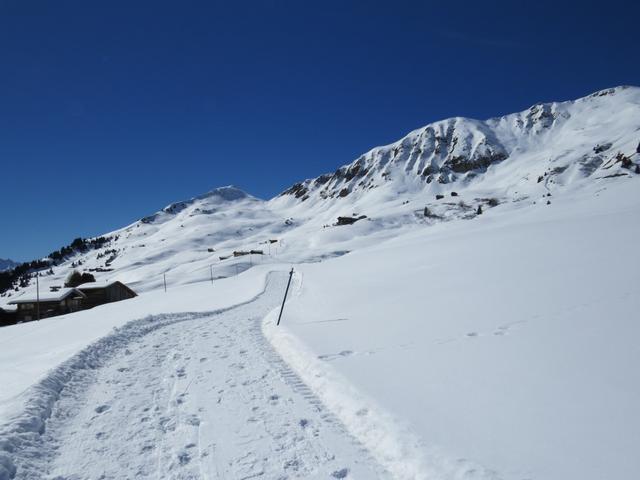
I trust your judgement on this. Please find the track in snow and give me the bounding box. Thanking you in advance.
[12,273,386,480]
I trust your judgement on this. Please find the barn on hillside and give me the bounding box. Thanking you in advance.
[77,281,137,309]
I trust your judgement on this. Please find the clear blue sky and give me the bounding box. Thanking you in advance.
[1,0,638,261]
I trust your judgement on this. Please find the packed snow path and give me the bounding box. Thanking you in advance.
[12,274,386,479]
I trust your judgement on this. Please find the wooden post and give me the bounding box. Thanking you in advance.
[210,265,213,284]
[36,274,40,321]
[277,268,294,326]
[163,273,167,292]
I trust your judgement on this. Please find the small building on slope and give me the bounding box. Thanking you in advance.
[8,288,86,322]
[77,281,137,309]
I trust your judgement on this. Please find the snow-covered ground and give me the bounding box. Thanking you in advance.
[1,86,639,479]
[271,178,640,480]
[4,272,385,480]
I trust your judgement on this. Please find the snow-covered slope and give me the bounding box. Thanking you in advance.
[267,178,640,480]
[279,86,640,203]
[1,86,639,480]
[2,86,639,305]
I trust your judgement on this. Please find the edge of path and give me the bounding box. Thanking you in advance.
[0,273,280,480]
[262,270,501,480]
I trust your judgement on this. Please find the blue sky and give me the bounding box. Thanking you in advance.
[1,0,639,261]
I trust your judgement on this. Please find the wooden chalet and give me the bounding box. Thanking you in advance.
[8,288,86,322]
[77,281,137,309]
[1,281,137,325]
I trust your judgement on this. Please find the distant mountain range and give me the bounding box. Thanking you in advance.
[0,259,18,272]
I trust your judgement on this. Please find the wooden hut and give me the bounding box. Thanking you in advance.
[77,281,137,309]
[8,288,86,322]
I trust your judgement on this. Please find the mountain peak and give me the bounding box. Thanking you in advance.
[196,185,253,202]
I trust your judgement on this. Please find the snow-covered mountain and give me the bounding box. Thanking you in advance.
[0,258,18,272]
[2,86,639,301]
[280,86,640,203]
[1,86,640,480]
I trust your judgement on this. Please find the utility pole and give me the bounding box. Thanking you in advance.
[36,274,40,321]
[277,268,294,326]
[163,273,167,292]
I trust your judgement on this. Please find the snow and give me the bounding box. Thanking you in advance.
[3,273,386,479]
[8,287,85,303]
[1,86,639,479]
[0,266,274,417]
[76,280,129,290]
[271,179,640,480]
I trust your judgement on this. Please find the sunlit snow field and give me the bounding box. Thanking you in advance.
[1,87,639,479]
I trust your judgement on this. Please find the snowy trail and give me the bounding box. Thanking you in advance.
[10,273,386,480]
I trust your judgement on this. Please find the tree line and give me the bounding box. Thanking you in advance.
[0,235,118,294]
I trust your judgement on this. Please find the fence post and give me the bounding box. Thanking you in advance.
[36,274,40,321]
[210,265,214,284]
[277,268,294,326]
[163,273,167,292]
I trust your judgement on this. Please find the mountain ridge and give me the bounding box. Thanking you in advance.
[278,85,639,203]
[2,85,639,300]
[0,258,18,272]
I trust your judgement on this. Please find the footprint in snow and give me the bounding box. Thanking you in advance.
[185,414,200,426]
[494,325,512,336]
[318,350,354,361]
[177,451,191,466]
[331,468,349,478]
[284,458,301,471]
